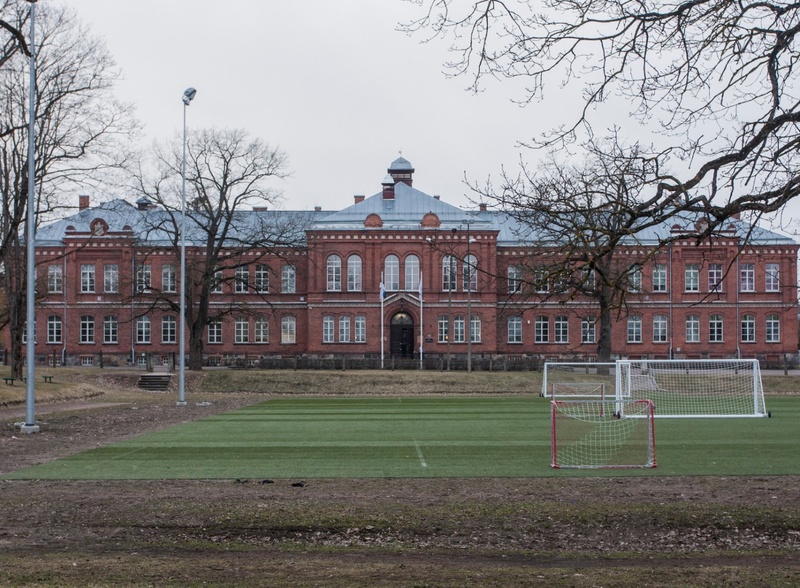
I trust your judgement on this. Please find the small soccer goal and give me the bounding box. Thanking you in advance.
[551,399,657,469]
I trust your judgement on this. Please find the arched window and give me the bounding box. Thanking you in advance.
[463,254,478,291]
[404,255,420,291]
[327,255,342,291]
[442,255,456,291]
[384,255,399,291]
[347,255,362,291]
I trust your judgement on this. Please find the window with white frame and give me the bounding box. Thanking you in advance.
[384,255,399,291]
[81,265,95,293]
[741,314,756,343]
[254,317,269,343]
[339,316,351,343]
[47,316,62,344]
[104,315,118,344]
[453,315,465,343]
[685,315,700,343]
[534,267,549,293]
[211,269,223,293]
[208,321,222,344]
[438,315,449,342]
[162,316,176,344]
[80,316,94,343]
[282,265,296,293]
[766,263,780,292]
[235,317,249,343]
[535,316,549,343]
[404,255,419,292]
[470,315,481,343]
[463,254,478,292]
[136,316,151,344]
[136,264,151,293]
[653,315,668,343]
[21,321,35,344]
[508,265,522,293]
[740,263,755,292]
[708,263,723,292]
[709,314,724,343]
[355,316,366,343]
[326,255,342,291]
[652,264,667,292]
[48,265,63,293]
[684,264,700,292]
[442,256,456,291]
[254,264,269,293]
[235,266,249,293]
[162,265,176,293]
[627,315,642,343]
[554,316,569,343]
[347,256,362,291]
[766,314,781,343]
[581,317,596,344]
[322,315,334,343]
[507,317,522,343]
[627,265,642,293]
[281,316,296,344]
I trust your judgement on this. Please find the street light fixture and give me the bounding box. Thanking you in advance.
[178,87,196,406]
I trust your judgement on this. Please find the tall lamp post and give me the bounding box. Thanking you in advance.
[464,221,473,373]
[178,87,196,407]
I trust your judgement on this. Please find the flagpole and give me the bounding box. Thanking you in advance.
[380,272,385,369]
[418,272,423,370]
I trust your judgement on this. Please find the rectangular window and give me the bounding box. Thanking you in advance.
[709,315,724,343]
[535,316,549,343]
[81,265,95,293]
[508,266,522,294]
[442,256,456,291]
[136,264,151,293]
[339,316,351,343]
[404,256,419,292]
[470,316,481,343]
[554,316,568,344]
[254,317,269,343]
[282,266,296,294]
[254,264,269,293]
[627,265,642,293]
[136,316,151,344]
[709,263,723,292]
[740,263,755,292]
[323,315,334,343]
[235,317,249,343]
[438,315,449,343]
[48,265,63,293]
[652,264,667,293]
[211,269,223,293]
[235,266,249,293]
[47,316,62,344]
[355,316,366,343]
[162,265,176,293]
[766,314,781,343]
[104,315,118,344]
[653,315,668,343]
[80,316,94,343]
[581,317,596,344]
[281,316,296,344]
[162,316,176,344]
[348,257,363,292]
[685,315,700,343]
[627,316,642,343]
[208,321,222,344]
[684,264,700,292]
[534,268,549,293]
[507,317,522,343]
[766,263,780,292]
[741,314,756,343]
[453,316,465,343]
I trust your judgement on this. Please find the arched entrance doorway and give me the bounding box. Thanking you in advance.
[390,312,414,359]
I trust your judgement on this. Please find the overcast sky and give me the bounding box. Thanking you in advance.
[65,0,535,213]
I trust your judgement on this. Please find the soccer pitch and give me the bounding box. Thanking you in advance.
[4,396,799,480]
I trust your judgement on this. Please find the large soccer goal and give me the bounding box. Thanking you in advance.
[551,399,656,469]
[616,359,768,418]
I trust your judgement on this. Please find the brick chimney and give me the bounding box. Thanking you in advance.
[354,195,365,204]
[382,175,395,200]
[79,195,90,210]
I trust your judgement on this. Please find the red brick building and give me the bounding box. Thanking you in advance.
[20,157,800,368]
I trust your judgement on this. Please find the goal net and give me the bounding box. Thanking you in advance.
[551,399,656,469]
[541,362,616,398]
[616,359,768,418]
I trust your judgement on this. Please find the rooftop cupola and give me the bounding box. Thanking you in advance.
[381,174,395,200]
[388,156,414,187]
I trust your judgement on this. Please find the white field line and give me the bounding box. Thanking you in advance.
[413,441,428,468]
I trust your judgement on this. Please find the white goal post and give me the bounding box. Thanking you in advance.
[541,362,616,398]
[551,399,657,469]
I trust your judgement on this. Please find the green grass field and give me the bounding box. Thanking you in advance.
[5,395,799,480]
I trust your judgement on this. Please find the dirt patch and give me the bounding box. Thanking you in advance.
[0,378,799,586]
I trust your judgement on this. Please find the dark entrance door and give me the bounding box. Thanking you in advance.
[390,312,414,358]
